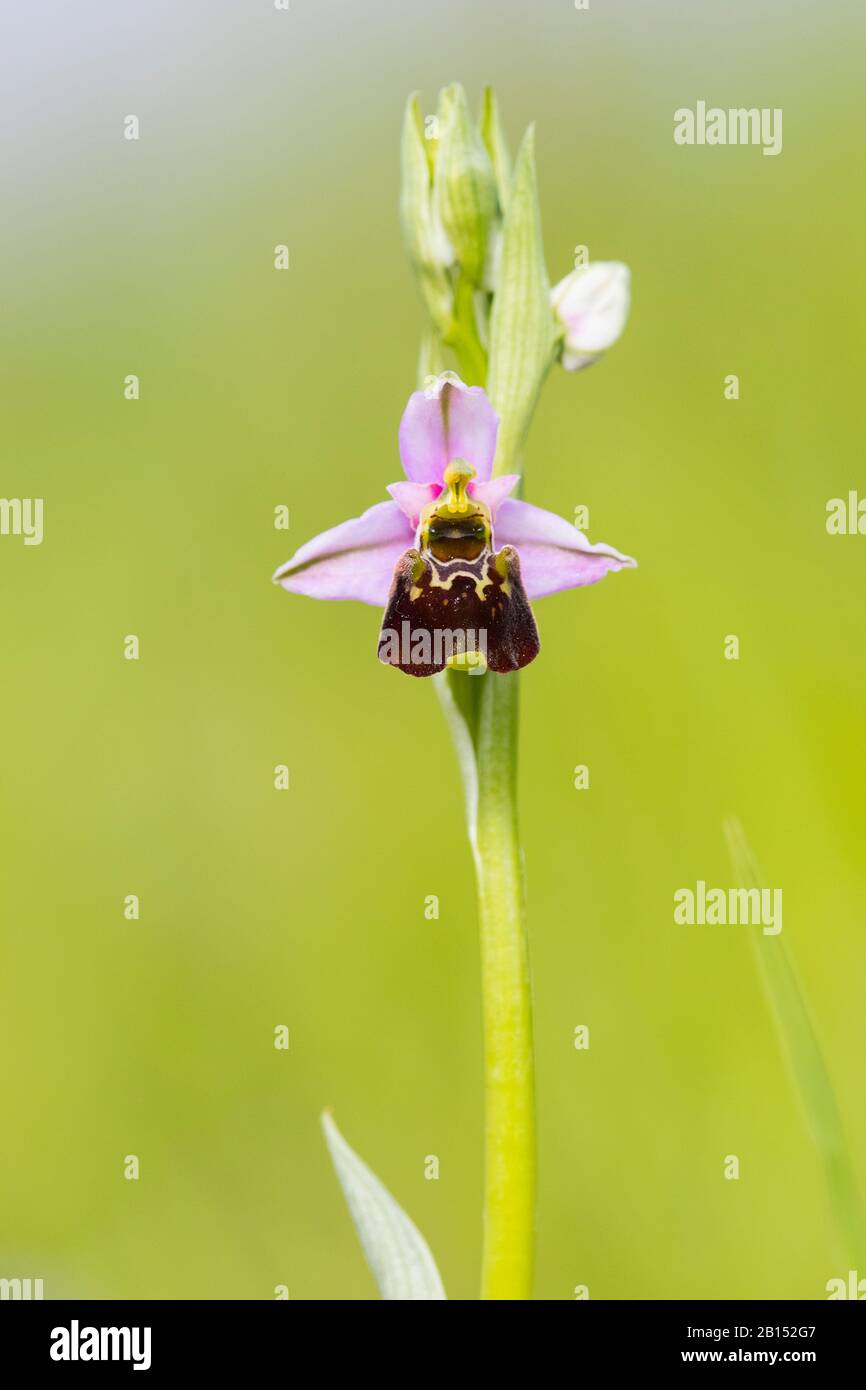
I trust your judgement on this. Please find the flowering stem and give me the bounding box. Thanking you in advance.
[436,666,535,1299]
[474,673,535,1299]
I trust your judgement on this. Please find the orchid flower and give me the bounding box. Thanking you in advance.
[273,372,635,676]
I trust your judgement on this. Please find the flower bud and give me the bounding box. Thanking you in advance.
[550,261,631,370]
[433,83,498,288]
[400,94,455,335]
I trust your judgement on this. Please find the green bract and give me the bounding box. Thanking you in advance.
[480,85,512,218]
[488,127,556,477]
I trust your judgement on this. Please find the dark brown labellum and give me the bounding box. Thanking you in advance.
[377,544,540,677]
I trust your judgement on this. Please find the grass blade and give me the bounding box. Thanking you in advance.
[724,816,866,1267]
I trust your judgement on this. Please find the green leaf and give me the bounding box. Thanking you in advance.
[724,817,866,1267]
[322,1112,447,1300]
[487,126,555,478]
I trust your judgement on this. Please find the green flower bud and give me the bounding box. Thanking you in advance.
[433,83,498,288]
[400,94,455,337]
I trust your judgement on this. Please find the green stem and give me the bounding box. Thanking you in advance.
[475,674,535,1299]
[444,275,488,386]
[435,668,535,1299]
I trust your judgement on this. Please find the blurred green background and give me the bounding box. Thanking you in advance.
[2,0,865,1300]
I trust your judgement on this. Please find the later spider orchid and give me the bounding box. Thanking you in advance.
[273,372,636,676]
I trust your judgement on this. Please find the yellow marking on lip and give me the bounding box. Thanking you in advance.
[494,548,513,598]
[427,565,492,601]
